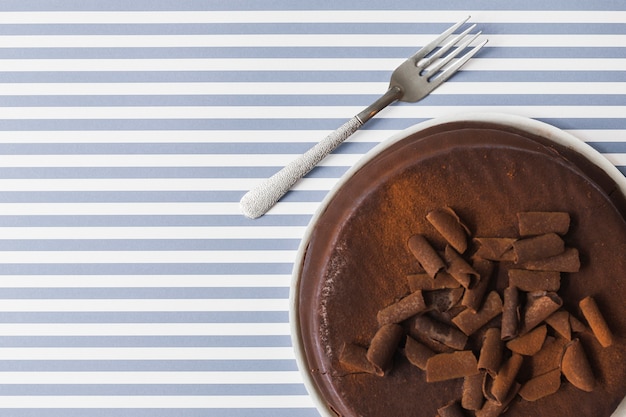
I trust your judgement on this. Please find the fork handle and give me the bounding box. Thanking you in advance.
[240,117,362,219]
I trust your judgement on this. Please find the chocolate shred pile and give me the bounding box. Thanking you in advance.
[338,207,614,417]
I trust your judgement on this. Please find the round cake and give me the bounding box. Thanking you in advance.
[293,117,626,417]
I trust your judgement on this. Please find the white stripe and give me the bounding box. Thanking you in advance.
[2,81,625,96]
[601,153,626,165]
[1,105,624,119]
[0,154,360,167]
[0,347,295,360]
[0,58,624,72]
[0,275,291,288]
[0,178,336,192]
[0,249,296,263]
[0,371,302,384]
[0,299,289,312]
[0,227,306,240]
[0,323,290,336]
[566,130,626,142]
[0,395,314,409]
[1,10,626,24]
[3,34,622,48]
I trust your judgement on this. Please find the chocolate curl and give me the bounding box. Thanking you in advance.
[512,233,565,264]
[461,258,494,312]
[339,342,378,374]
[366,323,404,376]
[437,400,466,417]
[453,291,503,336]
[517,211,570,236]
[527,336,567,379]
[426,207,470,254]
[475,383,520,417]
[570,313,588,334]
[404,336,435,370]
[445,245,480,289]
[425,350,479,382]
[579,296,614,348]
[478,327,503,377]
[501,286,520,341]
[508,269,561,292]
[473,237,516,262]
[506,324,547,356]
[462,373,485,411]
[407,272,460,291]
[519,368,561,401]
[545,310,572,340]
[520,291,563,335]
[411,315,468,351]
[484,353,523,405]
[377,290,427,326]
[561,338,595,392]
[424,288,465,313]
[522,247,580,273]
[408,234,445,278]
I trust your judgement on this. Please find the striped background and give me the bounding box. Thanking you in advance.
[0,1,624,416]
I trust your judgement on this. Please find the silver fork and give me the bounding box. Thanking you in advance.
[240,17,487,219]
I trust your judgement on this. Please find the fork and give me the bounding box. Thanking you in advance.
[240,17,487,219]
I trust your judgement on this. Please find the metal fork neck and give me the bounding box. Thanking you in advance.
[355,85,404,125]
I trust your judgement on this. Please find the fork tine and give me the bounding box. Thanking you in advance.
[428,38,488,88]
[411,16,470,61]
[418,24,477,69]
[423,30,482,78]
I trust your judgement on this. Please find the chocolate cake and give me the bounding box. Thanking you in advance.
[293,119,626,417]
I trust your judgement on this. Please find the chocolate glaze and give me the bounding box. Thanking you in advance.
[296,121,626,417]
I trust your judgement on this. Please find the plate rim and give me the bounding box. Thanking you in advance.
[289,112,626,417]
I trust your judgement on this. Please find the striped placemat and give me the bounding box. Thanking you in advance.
[0,1,624,416]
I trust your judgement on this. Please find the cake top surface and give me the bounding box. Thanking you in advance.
[294,120,626,417]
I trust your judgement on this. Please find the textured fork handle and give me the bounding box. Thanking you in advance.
[240,117,363,219]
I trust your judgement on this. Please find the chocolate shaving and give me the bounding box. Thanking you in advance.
[405,336,435,370]
[338,342,378,374]
[425,350,479,382]
[501,286,520,341]
[483,352,523,405]
[444,245,479,289]
[452,291,503,336]
[512,232,565,263]
[478,327,503,377]
[526,335,567,379]
[423,288,465,313]
[377,290,427,326]
[545,310,572,340]
[522,247,580,272]
[520,291,563,335]
[462,372,486,411]
[410,315,468,351]
[407,272,460,291]
[426,206,470,253]
[561,338,595,392]
[473,237,517,262]
[519,368,561,401]
[517,211,570,236]
[475,383,520,417]
[579,296,614,348]
[461,258,494,312]
[366,323,404,376]
[437,400,466,417]
[408,234,445,278]
[508,269,561,292]
[506,324,547,356]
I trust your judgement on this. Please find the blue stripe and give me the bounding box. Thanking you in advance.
[0,22,625,35]
[0,0,619,11]
[0,287,290,299]
[0,384,309,396]
[0,359,297,371]
[0,263,294,275]
[0,311,289,324]
[588,142,626,153]
[0,46,623,59]
[0,166,347,179]
[0,190,327,203]
[0,94,623,107]
[0,239,300,251]
[0,410,320,417]
[0,335,292,347]
[3,70,626,83]
[0,215,312,227]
